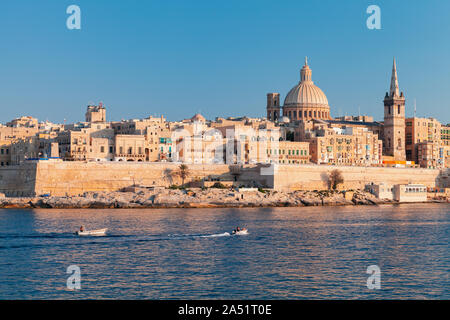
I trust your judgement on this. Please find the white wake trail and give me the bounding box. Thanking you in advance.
[199,232,231,238]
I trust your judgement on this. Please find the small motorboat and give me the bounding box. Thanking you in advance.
[232,228,248,235]
[75,228,108,236]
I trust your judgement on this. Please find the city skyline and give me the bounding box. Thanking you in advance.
[1,0,450,124]
[1,1,450,304]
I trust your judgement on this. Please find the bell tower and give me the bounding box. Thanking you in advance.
[267,93,281,121]
[383,58,406,160]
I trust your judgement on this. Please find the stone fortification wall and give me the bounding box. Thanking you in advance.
[273,164,442,191]
[32,162,272,196]
[0,162,37,196]
[0,161,444,196]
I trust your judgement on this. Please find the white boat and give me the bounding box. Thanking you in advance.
[232,228,248,235]
[75,228,108,236]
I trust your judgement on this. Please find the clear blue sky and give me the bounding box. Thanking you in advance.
[1,0,449,124]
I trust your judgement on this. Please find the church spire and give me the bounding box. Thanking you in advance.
[390,57,400,97]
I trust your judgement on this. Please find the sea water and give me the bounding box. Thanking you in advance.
[0,203,448,299]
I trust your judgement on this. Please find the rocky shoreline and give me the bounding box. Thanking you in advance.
[0,187,444,209]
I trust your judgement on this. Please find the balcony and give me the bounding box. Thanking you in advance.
[115,154,145,158]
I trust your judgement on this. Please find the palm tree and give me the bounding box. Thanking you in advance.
[177,164,190,187]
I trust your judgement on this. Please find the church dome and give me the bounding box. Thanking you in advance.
[284,82,329,106]
[282,58,330,120]
[284,58,329,107]
[191,113,206,122]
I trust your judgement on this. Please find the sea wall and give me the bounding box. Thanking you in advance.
[0,162,37,196]
[0,161,446,196]
[273,165,444,191]
[32,161,272,196]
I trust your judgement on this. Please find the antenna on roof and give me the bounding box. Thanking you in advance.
[414,98,417,118]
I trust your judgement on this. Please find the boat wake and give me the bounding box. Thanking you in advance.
[199,232,231,238]
[0,231,235,250]
[167,232,231,239]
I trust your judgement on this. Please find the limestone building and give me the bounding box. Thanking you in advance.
[416,142,445,169]
[0,122,39,166]
[266,141,310,165]
[85,103,106,123]
[304,124,382,166]
[405,117,442,167]
[441,124,450,146]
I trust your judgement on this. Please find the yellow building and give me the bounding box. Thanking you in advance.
[0,125,39,166]
[405,117,443,168]
[307,126,382,166]
[85,104,106,123]
[266,141,310,164]
[6,116,38,128]
[417,142,445,169]
[441,124,450,146]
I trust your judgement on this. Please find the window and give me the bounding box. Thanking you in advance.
[100,146,105,153]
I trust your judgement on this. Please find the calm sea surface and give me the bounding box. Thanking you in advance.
[0,204,449,299]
